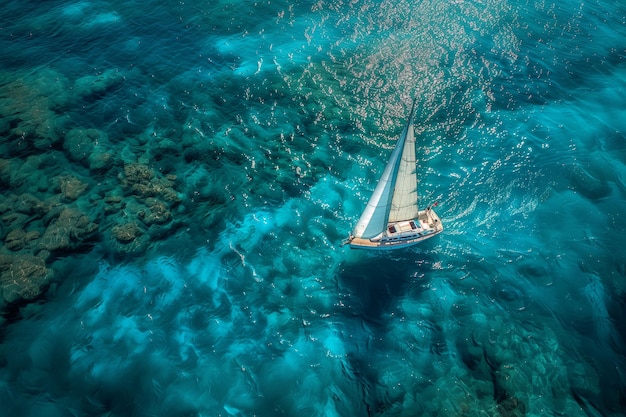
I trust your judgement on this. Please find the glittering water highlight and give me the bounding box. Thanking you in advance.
[0,0,625,416]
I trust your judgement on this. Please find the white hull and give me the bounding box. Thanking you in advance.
[348,208,443,250]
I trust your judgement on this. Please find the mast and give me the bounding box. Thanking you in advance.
[352,100,418,239]
[388,103,419,222]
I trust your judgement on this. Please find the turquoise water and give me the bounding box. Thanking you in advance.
[1,0,625,416]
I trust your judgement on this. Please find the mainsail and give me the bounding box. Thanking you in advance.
[352,101,419,239]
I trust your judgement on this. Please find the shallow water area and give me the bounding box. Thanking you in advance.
[1,0,625,416]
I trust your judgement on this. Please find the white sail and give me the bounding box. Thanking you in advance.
[388,121,418,222]
[352,102,418,239]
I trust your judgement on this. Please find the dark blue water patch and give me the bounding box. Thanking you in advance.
[607,289,626,352]
[0,1,242,77]
[481,1,626,112]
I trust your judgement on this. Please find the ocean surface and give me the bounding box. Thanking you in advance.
[1,0,625,416]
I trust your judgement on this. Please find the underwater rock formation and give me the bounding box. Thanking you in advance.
[0,69,69,154]
[4,228,40,251]
[139,197,171,226]
[112,222,143,243]
[119,162,181,229]
[86,163,185,257]
[9,193,47,217]
[102,194,125,214]
[0,193,48,244]
[62,128,115,172]
[39,207,98,252]
[73,68,125,100]
[0,251,53,307]
[88,148,115,172]
[64,128,103,162]
[110,221,149,255]
[120,163,181,203]
[56,174,89,202]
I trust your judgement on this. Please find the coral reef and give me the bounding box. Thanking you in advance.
[0,67,180,307]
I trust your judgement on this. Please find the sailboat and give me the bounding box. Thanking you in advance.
[345,100,443,250]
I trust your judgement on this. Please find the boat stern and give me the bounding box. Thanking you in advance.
[420,206,443,233]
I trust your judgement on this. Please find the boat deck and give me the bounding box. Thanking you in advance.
[348,208,443,250]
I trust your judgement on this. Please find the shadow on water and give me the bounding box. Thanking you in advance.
[336,252,434,326]
[333,251,439,414]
